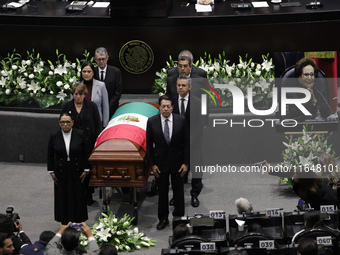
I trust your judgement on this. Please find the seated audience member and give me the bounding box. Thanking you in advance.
[285,57,331,120]
[247,223,263,234]
[0,232,14,255]
[297,237,318,255]
[291,211,321,243]
[0,215,31,255]
[19,231,54,255]
[99,244,117,255]
[292,168,338,210]
[317,152,339,192]
[45,222,99,255]
[235,197,253,214]
[172,224,190,243]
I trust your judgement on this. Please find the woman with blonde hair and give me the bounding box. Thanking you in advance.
[318,152,339,192]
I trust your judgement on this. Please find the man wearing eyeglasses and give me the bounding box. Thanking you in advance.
[166,50,207,98]
[94,47,122,118]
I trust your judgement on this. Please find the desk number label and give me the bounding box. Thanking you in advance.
[265,208,280,217]
[320,205,335,212]
[209,210,225,219]
[259,240,275,249]
[317,236,332,246]
[200,242,216,251]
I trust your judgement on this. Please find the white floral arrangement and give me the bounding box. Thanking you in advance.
[0,49,93,108]
[153,52,275,107]
[279,126,337,185]
[80,209,156,253]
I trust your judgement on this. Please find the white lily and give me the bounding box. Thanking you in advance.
[261,60,273,72]
[27,81,41,94]
[17,77,27,89]
[54,65,67,75]
[302,135,312,144]
[0,77,8,87]
[56,90,67,100]
[96,228,112,242]
[34,65,44,73]
[96,222,105,230]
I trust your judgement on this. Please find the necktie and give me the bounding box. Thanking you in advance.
[164,119,170,144]
[100,71,104,81]
[181,98,185,116]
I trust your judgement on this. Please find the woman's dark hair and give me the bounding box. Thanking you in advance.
[61,227,80,251]
[297,178,321,201]
[295,57,319,77]
[295,169,321,200]
[172,224,190,242]
[59,112,73,121]
[81,62,95,76]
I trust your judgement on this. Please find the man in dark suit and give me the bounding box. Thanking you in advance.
[172,76,204,208]
[94,47,122,118]
[146,95,189,230]
[166,52,207,98]
[167,50,207,78]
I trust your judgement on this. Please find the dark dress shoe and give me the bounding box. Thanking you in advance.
[169,197,174,206]
[156,220,169,230]
[191,196,199,207]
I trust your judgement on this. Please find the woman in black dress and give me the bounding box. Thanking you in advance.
[47,112,89,224]
[62,83,102,204]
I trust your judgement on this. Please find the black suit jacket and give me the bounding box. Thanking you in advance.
[47,128,89,180]
[167,65,207,78]
[94,65,122,117]
[173,93,206,144]
[62,98,102,152]
[146,114,189,174]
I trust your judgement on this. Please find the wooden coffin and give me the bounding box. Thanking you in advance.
[89,138,151,188]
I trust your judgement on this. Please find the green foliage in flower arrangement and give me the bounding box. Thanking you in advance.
[80,208,156,253]
[0,49,94,109]
[279,125,338,186]
[153,52,275,108]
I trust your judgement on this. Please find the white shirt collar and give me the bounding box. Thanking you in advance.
[161,113,173,122]
[179,93,189,101]
[98,65,107,72]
